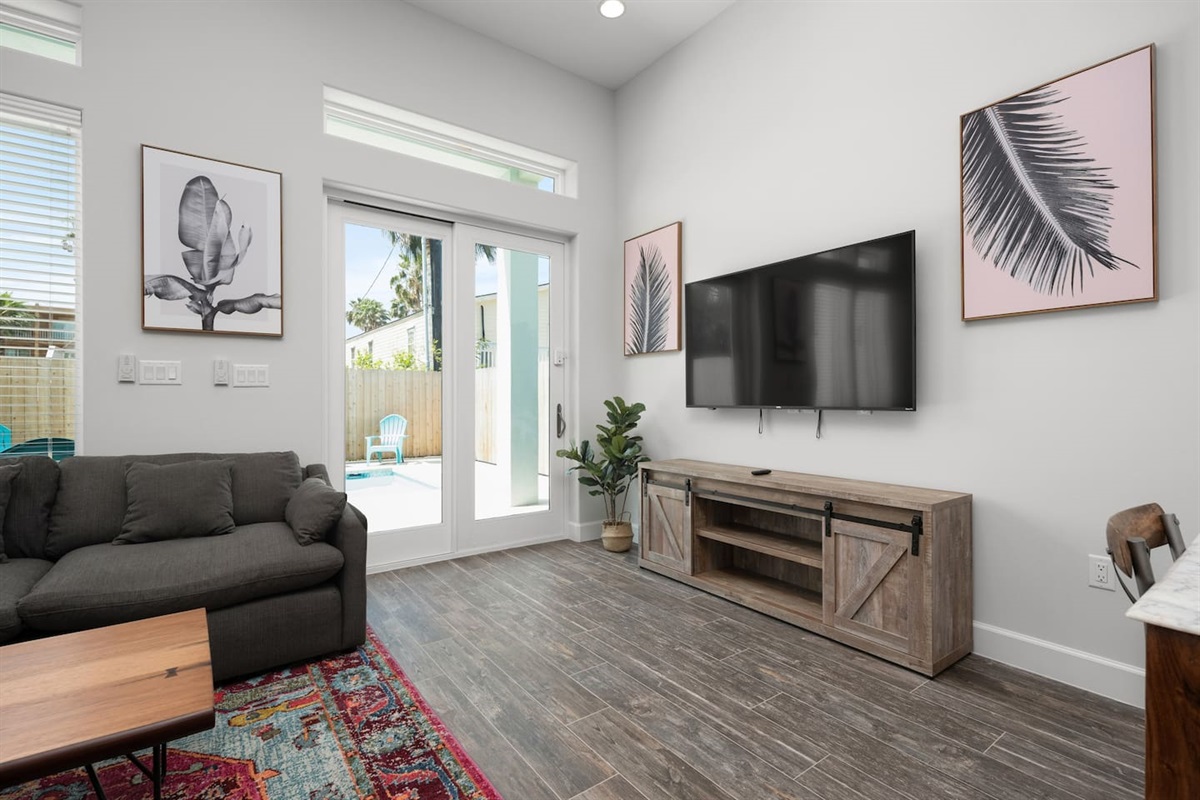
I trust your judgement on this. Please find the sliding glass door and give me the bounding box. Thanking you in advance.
[452,225,566,552]
[328,204,452,566]
[329,204,566,568]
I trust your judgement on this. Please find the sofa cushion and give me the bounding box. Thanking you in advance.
[286,477,347,545]
[0,456,59,560]
[0,462,21,561]
[20,522,343,632]
[46,452,302,559]
[116,460,236,544]
[229,452,303,524]
[0,558,54,642]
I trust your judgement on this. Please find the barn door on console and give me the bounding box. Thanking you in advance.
[824,518,924,655]
[640,483,692,573]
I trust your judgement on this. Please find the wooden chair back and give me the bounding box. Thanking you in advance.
[1105,503,1186,598]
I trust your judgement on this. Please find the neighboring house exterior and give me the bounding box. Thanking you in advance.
[0,303,75,358]
[346,312,430,367]
[345,285,549,367]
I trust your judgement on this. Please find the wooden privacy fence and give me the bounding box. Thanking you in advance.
[0,357,76,445]
[345,368,442,461]
[346,364,548,471]
[472,363,549,473]
[475,368,494,463]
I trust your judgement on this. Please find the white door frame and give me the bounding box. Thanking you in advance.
[326,199,570,569]
[451,223,567,553]
[326,201,455,568]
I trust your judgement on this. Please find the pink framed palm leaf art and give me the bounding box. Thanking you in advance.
[960,45,1156,320]
[624,221,681,355]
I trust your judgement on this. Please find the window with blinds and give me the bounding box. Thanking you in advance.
[0,93,80,458]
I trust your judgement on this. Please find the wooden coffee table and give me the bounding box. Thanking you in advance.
[0,608,215,799]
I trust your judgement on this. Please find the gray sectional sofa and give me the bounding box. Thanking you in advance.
[0,451,366,681]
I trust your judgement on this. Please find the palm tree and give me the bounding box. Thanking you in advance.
[346,297,389,332]
[383,231,496,312]
[381,231,496,370]
[0,292,36,354]
[388,252,423,319]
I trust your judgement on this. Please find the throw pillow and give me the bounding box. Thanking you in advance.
[285,477,347,546]
[0,462,23,562]
[115,459,236,545]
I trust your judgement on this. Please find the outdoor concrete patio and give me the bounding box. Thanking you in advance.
[345,457,550,532]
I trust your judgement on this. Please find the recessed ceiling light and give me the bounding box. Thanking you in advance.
[599,0,625,20]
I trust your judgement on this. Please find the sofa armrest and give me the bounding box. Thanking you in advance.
[304,463,332,485]
[303,463,366,650]
[327,502,367,650]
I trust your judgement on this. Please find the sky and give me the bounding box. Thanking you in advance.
[344,222,549,338]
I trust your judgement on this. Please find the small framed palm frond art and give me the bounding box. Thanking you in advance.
[624,221,681,355]
[961,45,1156,321]
[142,146,283,336]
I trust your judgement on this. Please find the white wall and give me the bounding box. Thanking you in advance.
[616,0,1199,705]
[0,0,620,533]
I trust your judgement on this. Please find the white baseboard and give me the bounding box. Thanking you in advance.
[566,519,642,543]
[567,520,603,542]
[972,621,1145,709]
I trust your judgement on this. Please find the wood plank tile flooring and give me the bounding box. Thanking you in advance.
[366,540,1144,800]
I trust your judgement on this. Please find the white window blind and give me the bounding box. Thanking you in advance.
[0,92,80,458]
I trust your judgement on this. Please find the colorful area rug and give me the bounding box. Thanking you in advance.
[1,630,502,800]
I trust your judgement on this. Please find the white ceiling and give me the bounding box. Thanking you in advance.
[406,0,738,90]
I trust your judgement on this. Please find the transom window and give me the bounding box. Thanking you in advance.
[0,0,81,65]
[323,86,577,197]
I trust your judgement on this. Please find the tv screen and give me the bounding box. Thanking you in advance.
[685,231,915,411]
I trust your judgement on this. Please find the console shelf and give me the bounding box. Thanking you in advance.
[639,459,973,676]
[691,568,824,622]
[695,524,823,568]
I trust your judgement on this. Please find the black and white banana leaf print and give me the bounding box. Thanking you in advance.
[962,88,1137,296]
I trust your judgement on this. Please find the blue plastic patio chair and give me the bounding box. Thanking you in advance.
[0,424,10,452]
[365,414,409,465]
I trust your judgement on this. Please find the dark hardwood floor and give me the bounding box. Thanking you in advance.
[366,540,1145,800]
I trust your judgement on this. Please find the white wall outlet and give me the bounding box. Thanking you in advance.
[213,359,230,386]
[117,354,136,383]
[232,364,269,387]
[138,360,182,385]
[1089,554,1115,591]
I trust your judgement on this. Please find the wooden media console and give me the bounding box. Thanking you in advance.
[638,459,973,676]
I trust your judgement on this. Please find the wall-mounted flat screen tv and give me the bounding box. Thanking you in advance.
[685,230,915,411]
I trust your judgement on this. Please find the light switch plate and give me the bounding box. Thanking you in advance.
[213,359,230,385]
[232,364,269,387]
[139,360,182,385]
[117,354,136,382]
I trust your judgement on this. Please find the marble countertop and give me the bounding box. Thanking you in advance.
[1126,534,1200,635]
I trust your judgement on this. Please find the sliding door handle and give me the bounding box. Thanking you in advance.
[556,403,566,438]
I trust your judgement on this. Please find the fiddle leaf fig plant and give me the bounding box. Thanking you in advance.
[557,396,649,525]
[144,175,281,331]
